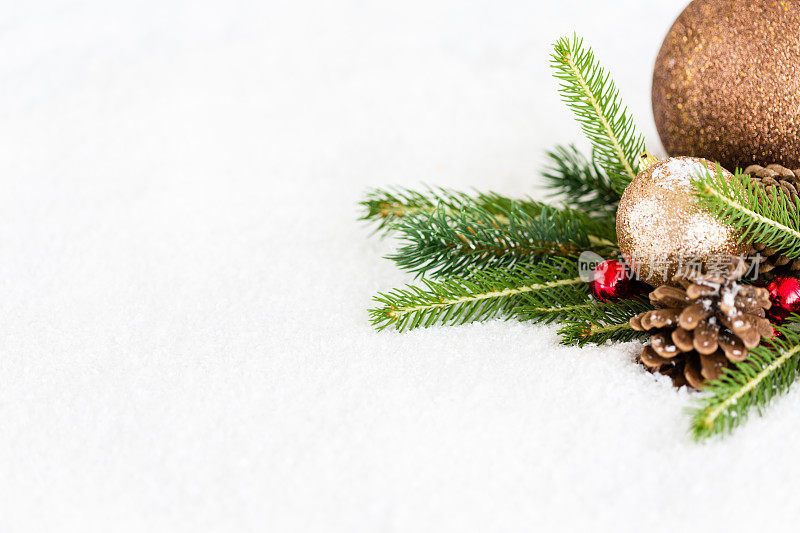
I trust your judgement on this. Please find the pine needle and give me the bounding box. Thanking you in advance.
[388,199,617,278]
[692,166,800,260]
[360,186,560,236]
[369,259,587,332]
[551,297,652,346]
[543,144,619,216]
[551,35,645,193]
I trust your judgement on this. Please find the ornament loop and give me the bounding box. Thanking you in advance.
[638,151,660,172]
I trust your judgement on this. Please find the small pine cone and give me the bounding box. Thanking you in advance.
[629,258,773,389]
[744,164,800,277]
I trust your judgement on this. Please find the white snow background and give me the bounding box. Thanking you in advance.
[2,0,800,531]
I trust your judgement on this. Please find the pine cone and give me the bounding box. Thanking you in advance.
[629,258,773,389]
[744,164,800,276]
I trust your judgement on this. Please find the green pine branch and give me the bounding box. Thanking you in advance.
[551,35,646,193]
[543,144,619,216]
[690,318,800,440]
[551,297,652,346]
[388,199,617,278]
[511,284,594,325]
[359,186,561,236]
[692,167,800,259]
[360,187,474,235]
[369,259,586,332]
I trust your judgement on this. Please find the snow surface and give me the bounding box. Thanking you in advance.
[3,1,800,531]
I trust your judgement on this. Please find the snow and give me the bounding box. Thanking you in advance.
[649,156,728,191]
[3,0,800,531]
[722,284,740,308]
[650,157,707,188]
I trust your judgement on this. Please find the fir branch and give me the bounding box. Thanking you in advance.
[388,200,617,278]
[511,286,594,325]
[360,186,553,236]
[690,318,800,440]
[552,297,652,346]
[551,35,646,193]
[360,187,472,235]
[542,144,619,216]
[692,167,800,259]
[369,259,586,332]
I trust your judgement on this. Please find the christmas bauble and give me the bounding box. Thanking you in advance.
[589,259,648,303]
[766,276,800,323]
[652,0,800,170]
[616,155,747,286]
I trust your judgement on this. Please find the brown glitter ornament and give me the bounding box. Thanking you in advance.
[652,0,800,171]
[616,155,747,286]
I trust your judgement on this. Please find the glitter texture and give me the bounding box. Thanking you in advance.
[616,156,747,286]
[652,0,800,171]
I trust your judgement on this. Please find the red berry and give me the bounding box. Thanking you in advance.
[589,259,648,302]
[766,276,800,323]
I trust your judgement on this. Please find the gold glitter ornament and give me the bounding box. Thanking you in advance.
[652,0,800,171]
[616,156,747,286]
